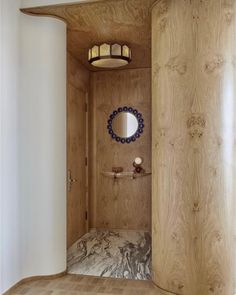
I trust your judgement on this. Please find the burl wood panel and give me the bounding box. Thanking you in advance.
[21,0,156,71]
[67,53,90,248]
[89,68,151,231]
[152,0,236,294]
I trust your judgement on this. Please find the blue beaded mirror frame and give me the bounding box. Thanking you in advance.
[107,106,144,144]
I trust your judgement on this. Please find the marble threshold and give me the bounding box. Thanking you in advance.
[67,229,151,281]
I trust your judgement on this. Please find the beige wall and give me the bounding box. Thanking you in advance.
[89,68,151,231]
[1,7,66,293]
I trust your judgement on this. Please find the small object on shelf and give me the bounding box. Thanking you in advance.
[134,166,145,174]
[112,167,123,173]
[134,157,143,166]
[133,157,145,174]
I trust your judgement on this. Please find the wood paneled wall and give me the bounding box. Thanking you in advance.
[152,0,236,294]
[67,52,90,91]
[67,52,90,247]
[89,68,151,231]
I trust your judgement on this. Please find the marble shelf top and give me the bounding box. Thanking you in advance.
[101,171,151,179]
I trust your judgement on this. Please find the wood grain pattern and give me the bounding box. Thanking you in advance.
[89,68,151,231]
[67,53,90,248]
[152,0,236,294]
[2,271,66,295]
[5,274,171,295]
[88,69,97,228]
[21,0,156,71]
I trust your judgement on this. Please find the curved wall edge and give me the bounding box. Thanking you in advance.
[0,0,22,293]
[2,271,67,295]
[20,0,103,9]
[152,1,235,294]
[19,14,67,279]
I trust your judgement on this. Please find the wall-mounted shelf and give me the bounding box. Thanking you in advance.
[101,171,151,179]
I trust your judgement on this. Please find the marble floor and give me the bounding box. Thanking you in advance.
[67,229,151,281]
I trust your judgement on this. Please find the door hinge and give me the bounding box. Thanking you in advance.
[85,211,88,220]
[85,157,88,166]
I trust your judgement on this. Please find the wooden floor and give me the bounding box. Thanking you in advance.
[8,274,170,295]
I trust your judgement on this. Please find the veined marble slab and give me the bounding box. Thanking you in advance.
[67,229,151,280]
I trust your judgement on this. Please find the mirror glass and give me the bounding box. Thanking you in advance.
[112,112,139,138]
[107,107,144,144]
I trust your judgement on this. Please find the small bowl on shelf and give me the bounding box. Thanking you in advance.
[112,167,124,173]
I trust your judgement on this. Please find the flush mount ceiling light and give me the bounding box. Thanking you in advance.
[88,43,131,68]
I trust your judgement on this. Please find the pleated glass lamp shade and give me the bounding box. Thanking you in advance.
[88,43,131,68]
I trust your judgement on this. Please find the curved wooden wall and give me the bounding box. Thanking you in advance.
[152,1,236,294]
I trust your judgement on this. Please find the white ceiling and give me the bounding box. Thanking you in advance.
[20,0,100,8]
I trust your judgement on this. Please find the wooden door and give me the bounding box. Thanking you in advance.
[67,86,87,248]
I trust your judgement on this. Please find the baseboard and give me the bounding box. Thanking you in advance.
[152,281,181,295]
[2,270,67,295]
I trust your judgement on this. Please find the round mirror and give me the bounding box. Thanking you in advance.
[112,112,138,138]
[107,106,144,144]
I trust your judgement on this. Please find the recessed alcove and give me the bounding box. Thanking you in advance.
[18,1,236,294]
[22,0,154,282]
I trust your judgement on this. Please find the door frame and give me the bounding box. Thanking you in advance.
[66,77,89,248]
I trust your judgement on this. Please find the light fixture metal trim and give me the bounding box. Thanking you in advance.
[88,43,132,68]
